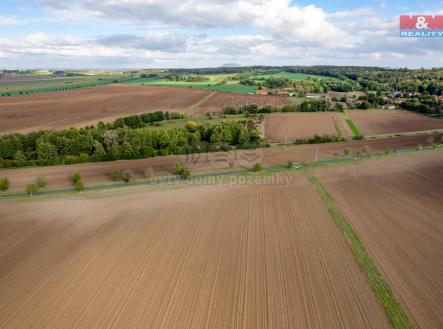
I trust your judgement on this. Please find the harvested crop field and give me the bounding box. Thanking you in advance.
[314,152,443,329]
[0,85,212,133]
[0,173,390,328]
[349,110,443,135]
[1,133,441,193]
[193,92,292,114]
[265,112,352,142]
[327,91,366,99]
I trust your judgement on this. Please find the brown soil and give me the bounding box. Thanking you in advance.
[327,91,366,99]
[0,134,440,192]
[0,173,389,328]
[0,85,213,133]
[265,112,352,142]
[349,110,443,135]
[193,92,292,114]
[314,152,443,329]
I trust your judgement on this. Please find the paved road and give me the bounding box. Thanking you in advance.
[1,145,440,200]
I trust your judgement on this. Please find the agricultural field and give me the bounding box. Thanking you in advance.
[0,72,132,96]
[0,85,213,133]
[327,91,366,99]
[265,112,352,142]
[313,151,443,329]
[0,172,390,329]
[1,133,440,193]
[0,84,293,133]
[193,91,293,114]
[349,110,443,136]
[250,71,336,81]
[0,76,104,92]
[127,74,257,94]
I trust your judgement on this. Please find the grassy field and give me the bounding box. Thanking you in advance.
[127,74,257,94]
[146,114,252,130]
[0,75,135,96]
[250,71,339,81]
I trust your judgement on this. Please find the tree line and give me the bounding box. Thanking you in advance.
[0,118,265,169]
[223,99,343,115]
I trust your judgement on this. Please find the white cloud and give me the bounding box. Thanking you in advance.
[3,1,442,67]
[34,0,345,46]
[0,14,21,25]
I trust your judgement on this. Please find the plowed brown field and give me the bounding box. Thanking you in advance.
[349,110,443,135]
[0,173,389,328]
[1,133,441,192]
[0,85,290,133]
[193,92,292,114]
[314,152,443,329]
[0,85,213,133]
[265,112,352,142]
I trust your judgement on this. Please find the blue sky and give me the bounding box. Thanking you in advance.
[0,0,442,69]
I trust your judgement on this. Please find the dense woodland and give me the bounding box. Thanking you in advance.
[169,65,443,95]
[0,112,265,169]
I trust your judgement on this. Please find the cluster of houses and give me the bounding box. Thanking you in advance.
[255,89,323,98]
[255,88,443,111]
[255,89,296,96]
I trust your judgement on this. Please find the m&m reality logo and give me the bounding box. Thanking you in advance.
[400,15,443,37]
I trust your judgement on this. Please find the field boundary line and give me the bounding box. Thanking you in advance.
[333,118,343,137]
[365,128,443,140]
[345,118,362,137]
[186,91,216,114]
[305,173,415,329]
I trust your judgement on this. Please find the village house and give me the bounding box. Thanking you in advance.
[255,89,269,96]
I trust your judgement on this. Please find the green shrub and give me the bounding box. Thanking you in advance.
[71,172,81,184]
[287,160,294,169]
[344,148,352,156]
[26,184,38,196]
[121,169,134,183]
[252,163,263,171]
[36,176,47,189]
[0,177,10,192]
[112,169,122,181]
[74,180,84,192]
[175,162,191,179]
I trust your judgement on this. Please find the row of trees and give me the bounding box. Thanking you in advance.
[400,95,443,115]
[111,111,183,129]
[239,76,359,93]
[223,99,343,115]
[0,120,265,169]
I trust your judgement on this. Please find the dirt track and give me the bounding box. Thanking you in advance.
[349,110,443,135]
[314,152,443,329]
[0,173,389,328]
[265,112,352,142]
[0,134,440,192]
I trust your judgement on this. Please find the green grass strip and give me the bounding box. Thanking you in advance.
[334,121,343,137]
[345,118,362,137]
[306,174,415,329]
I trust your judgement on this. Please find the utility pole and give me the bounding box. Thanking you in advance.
[315,147,319,162]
